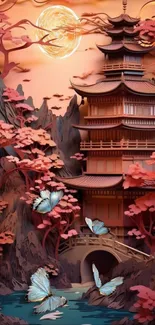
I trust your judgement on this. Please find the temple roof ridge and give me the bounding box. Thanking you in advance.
[96,40,153,54]
[105,26,138,37]
[72,123,155,131]
[107,13,140,26]
[56,175,123,189]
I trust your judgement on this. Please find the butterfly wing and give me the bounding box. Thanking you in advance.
[40,190,50,199]
[34,296,66,314]
[28,268,51,302]
[110,277,124,286]
[99,283,116,296]
[92,220,104,227]
[92,264,102,289]
[49,191,64,210]
[33,198,51,214]
[85,217,93,232]
[94,226,109,235]
[33,197,42,210]
[99,277,124,296]
[33,190,51,213]
[92,220,109,235]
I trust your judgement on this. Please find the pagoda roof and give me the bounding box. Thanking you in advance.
[107,14,140,26]
[71,77,155,97]
[57,175,123,189]
[97,41,153,54]
[105,27,138,37]
[72,123,155,131]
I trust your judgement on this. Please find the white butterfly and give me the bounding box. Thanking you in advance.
[28,268,67,313]
[85,217,109,235]
[92,264,124,296]
[33,190,64,214]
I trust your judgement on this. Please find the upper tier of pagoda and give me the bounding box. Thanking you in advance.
[71,1,155,96]
[96,2,153,54]
[107,13,140,26]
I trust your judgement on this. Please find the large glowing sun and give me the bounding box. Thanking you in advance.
[36,5,82,59]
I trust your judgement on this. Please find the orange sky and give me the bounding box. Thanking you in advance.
[2,0,154,115]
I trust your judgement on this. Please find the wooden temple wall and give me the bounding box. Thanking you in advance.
[82,195,124,227]
[88,130,155,141]
[86,153,155,174]
[80,189,148,241]
[87,96,155,118]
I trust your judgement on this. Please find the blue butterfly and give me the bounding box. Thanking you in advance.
[92,264,124,296]
[85,217,109,235]
[33,190,64,214]
[28,268,67,313]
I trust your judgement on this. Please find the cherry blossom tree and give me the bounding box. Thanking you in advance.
[70,152,87,174]
[0,86,81,259]
[0,11,61,79]
[124,154,155,254]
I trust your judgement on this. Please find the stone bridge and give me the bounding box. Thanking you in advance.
[59,234,152,283]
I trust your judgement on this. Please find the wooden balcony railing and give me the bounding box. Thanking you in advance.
[59,234,152,262]
[102,63,144,71]
[80,140,155,150]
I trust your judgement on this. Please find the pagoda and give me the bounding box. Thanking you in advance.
[59,0,155,242]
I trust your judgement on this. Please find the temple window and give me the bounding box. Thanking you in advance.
[124,55,141,63]
[124,103,134,114]
[150,105,155,116]
[124,103,155,116]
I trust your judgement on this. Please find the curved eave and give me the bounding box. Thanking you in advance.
[71,79,155,97]
[72,123,155,131]
[57,175,123,189]
[124,80,155,96]
[97,43,153,54]
[107,14,140,26]
[70,80,122,97]
[106,28,138,37]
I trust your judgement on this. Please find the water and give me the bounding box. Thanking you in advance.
[0,287,133,325]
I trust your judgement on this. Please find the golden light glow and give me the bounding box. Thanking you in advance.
[139,0,155,19]
[36,5,82,59]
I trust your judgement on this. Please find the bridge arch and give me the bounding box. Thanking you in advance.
[80,247,122,283]
[59,235,151,284]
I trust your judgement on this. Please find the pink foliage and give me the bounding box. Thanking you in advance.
[124,156,155,253]
[61,229,78,239]
[37,223,47,229]
[123,163,149,189]
[0,120,15,147]
[3,88,25,102]
[134,19,155,44]
[70,152,85,160]
[128,228,146,240]
[125,193,155,252]
[0,83,80,260]
[15,103,34,111]
[130,285,155,323]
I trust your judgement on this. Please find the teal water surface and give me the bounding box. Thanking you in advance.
[0,288,133,325]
